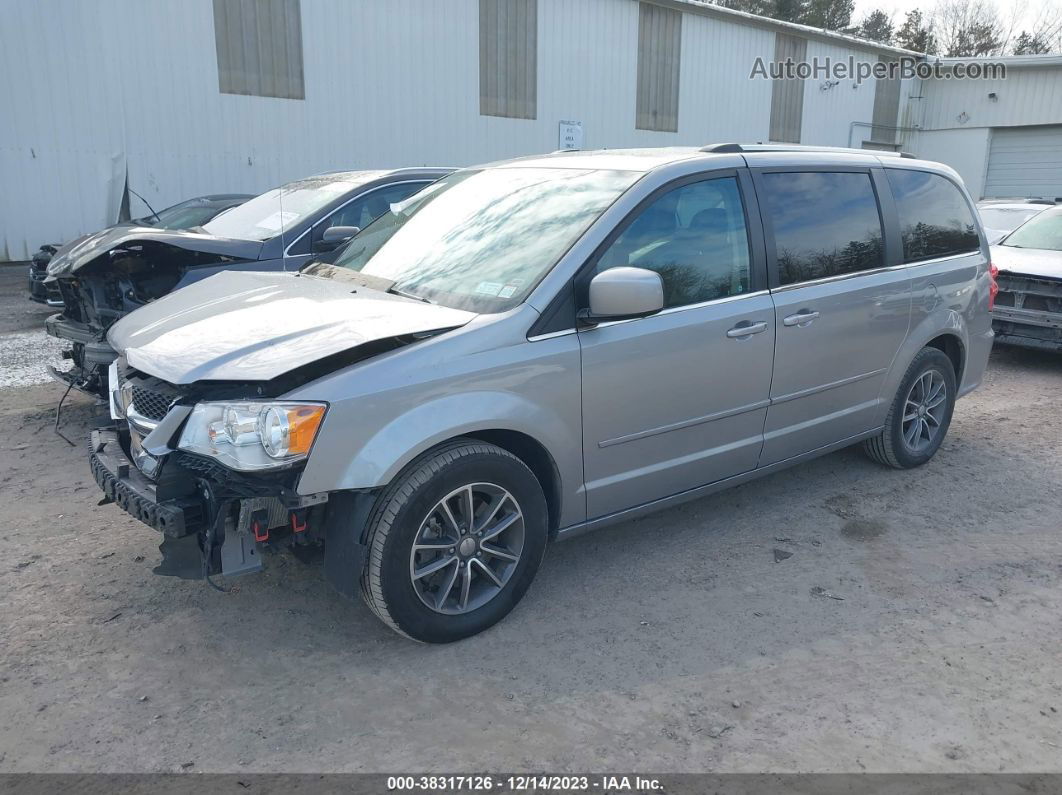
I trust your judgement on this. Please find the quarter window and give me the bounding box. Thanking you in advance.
[887,169,980,262]
[595,177,751,308]
[762,171,884,285]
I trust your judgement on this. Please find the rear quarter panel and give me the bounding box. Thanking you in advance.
[879,251,993,408]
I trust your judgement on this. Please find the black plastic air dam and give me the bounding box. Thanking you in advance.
[154,534,204,579]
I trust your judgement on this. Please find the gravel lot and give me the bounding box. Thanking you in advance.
[1,263,1061,774]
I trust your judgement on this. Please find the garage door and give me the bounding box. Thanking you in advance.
[984,126,1062,199]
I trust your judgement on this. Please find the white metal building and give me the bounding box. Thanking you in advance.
[2,0,1061,261]
[906,56,1062,201]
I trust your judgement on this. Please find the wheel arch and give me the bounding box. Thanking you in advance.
[880,310,968,415]
[924,332,966,384]
[459,430,562,538]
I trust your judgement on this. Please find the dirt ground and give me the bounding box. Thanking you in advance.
[1,263,1061,773]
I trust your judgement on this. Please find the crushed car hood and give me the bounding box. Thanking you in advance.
[991,245,1062,280]
[108,270,476,383]
[45,225,263,278]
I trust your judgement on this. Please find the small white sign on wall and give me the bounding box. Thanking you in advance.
[558,120,584,150]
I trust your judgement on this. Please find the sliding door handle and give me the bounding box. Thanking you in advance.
[726,321,768,338]
[782,310,820,327]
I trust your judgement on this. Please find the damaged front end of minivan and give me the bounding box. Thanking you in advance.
[92,359,336,583]
[87,268,474,592]
[45,229,261,397]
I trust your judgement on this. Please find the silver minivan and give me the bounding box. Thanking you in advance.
[90,145,995,642]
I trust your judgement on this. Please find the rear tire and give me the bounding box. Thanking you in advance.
[360,439,548,643]
[863,347,956,469]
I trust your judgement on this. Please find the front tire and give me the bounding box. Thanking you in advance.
[863,347,957,469]
[360,439,548,643]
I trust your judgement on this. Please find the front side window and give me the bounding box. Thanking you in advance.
[332,167,640,313]
[1000,206,1062,252]
[595,177,751,308]
[762,171,885,285]
[887,169,980,262]
[319,182,429,236]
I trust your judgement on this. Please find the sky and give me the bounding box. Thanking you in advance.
[850,0,1059,40]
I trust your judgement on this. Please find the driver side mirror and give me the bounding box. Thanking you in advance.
[314,225,360,252]
[577,267,664,327]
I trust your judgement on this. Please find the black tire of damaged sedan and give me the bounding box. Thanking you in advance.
[360,439,548,643]
[863,347,957,470]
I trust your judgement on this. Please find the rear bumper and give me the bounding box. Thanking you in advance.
[90,428,205,537]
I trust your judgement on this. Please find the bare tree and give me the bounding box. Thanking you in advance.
[932,0,1004,56]
[996,0,1062,54]
[711,0,1062,54]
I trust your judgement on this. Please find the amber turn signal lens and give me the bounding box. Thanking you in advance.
[286,405,325,455]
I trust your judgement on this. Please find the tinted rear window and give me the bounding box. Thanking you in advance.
[762,171,885,285]
[887,169,980,262]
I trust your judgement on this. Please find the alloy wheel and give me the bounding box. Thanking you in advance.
[408,483,525,615]
[901,369,947,453]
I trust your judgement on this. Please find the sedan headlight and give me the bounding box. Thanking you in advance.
[178,401,326,471]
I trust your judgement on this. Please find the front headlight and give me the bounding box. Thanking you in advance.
[177,401,326,471]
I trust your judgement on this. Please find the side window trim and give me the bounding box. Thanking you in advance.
[573,168,766,310]
[751,165,887,290]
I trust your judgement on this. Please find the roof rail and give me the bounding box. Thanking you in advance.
[700,143,916,159]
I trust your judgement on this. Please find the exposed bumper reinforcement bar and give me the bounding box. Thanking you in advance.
[89,429,205,538]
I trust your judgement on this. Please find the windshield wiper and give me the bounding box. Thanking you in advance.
[389,285,434,304]
[300,261,435,303]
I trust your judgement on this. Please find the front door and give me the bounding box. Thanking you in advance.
[578,173,776,519]
[754,168,912,464]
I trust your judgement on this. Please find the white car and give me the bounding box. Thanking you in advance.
[977,201,1053,244]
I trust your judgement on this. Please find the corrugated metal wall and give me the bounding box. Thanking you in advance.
[919,66,1062,132]
[1,0,915,261]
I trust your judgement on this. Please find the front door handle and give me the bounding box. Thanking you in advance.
[782,310,820,327]
[726,321,769,338]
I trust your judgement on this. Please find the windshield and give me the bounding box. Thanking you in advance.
[138,199,231,230]
[1000,206,1062,251]
[331,167,640,312]
[978,206,1043,233]
[202,174,370,241]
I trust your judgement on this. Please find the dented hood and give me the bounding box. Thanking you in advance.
[991,245,1062,280]
[45,225,263,278]
[107,270,475,384]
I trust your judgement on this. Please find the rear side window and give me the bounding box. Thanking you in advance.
[887,169,980,262]
[761,171,885,285]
